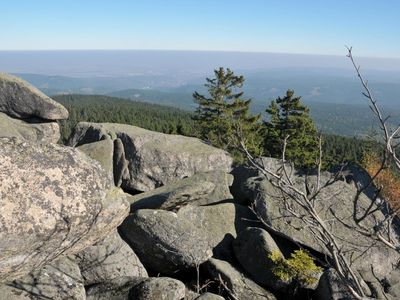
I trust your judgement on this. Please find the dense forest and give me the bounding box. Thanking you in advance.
[54,94,196,144]
[55,94,374,168]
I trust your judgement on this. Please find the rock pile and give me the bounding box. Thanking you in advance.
[1,74,399,300]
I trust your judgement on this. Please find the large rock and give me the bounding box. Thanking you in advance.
[236,157,400,280]
[0,137,129,282]
[75,230,148,286]
[0,257,85,300]
[0,73,68,120]
[206,258,277,300]
[233,227,288,291]
[120,203,257,274]
[128,171,233,211]
[129,277,186,300]
[0,112,60,143]
[68,122,233,192]
[178,203,258,258]
[77,138,114,181]
[120,209,213,274]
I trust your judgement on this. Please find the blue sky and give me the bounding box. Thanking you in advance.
[0,0,399,58]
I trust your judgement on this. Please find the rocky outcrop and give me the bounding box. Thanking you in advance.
[233,227,288,291]
[206,258,277,300]
[0,112,60,143]
[0,73,68,120]
[0,257,85,300]
[120,208,213,274]
[128,171,233,211]
[0,138,129,282]
[75,230,147,286]
[68,122,233,192]
[234,157,400,280]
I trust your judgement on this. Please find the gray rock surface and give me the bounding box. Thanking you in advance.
[178,203,258,258]
[0,73,68,120]
[238,157,400,280]
[77,138,114,181]
[196,292,225,300]
[0,112,60,143]
[206,258,277,300]
[0,137,129,282]
[120,208,213,274]
[0,257,85,300]
[69,122,233,191]
[75,230,148,286]
[129,277,186,300]
[128,171,233,211]
[233,227,288,291]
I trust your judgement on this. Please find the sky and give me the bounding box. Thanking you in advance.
[0,0,399,58]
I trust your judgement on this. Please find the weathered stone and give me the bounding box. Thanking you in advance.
[178,203,258,259]
[0,73,68,120]
[128,171,233,211]
[120,208,212,274]
[237,157,400,280]
[233,227,289,291]
[86,276,146,300]
[75,230,148,286]
[77,138,114,181]
[0,137,129,282]
[0,257,85,300]
[0,112,60,143]
[69,122,233,192]
[206,258,277,300]
[129,277,186,300]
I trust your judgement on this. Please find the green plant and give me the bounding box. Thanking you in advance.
[269,249,322,286]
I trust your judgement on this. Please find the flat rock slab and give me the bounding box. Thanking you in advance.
[0,137,129,282]
[0,112,60,144]
[128,171,233,211]
[0,73,68,120]
[69,122,233,192]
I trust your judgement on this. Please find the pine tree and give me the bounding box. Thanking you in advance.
[264,89,319,168]
[193,67,263,162]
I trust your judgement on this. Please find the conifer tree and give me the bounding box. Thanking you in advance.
[265,89,318,168]
[193,67,263,162]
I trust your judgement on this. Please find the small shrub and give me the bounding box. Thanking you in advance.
[269,249,322,286]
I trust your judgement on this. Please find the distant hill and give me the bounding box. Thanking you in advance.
[14,71,400,137]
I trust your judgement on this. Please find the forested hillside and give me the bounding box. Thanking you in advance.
[54,94,196,144]
[54,94,374,167]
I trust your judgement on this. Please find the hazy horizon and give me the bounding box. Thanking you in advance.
[2,50,400,78]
